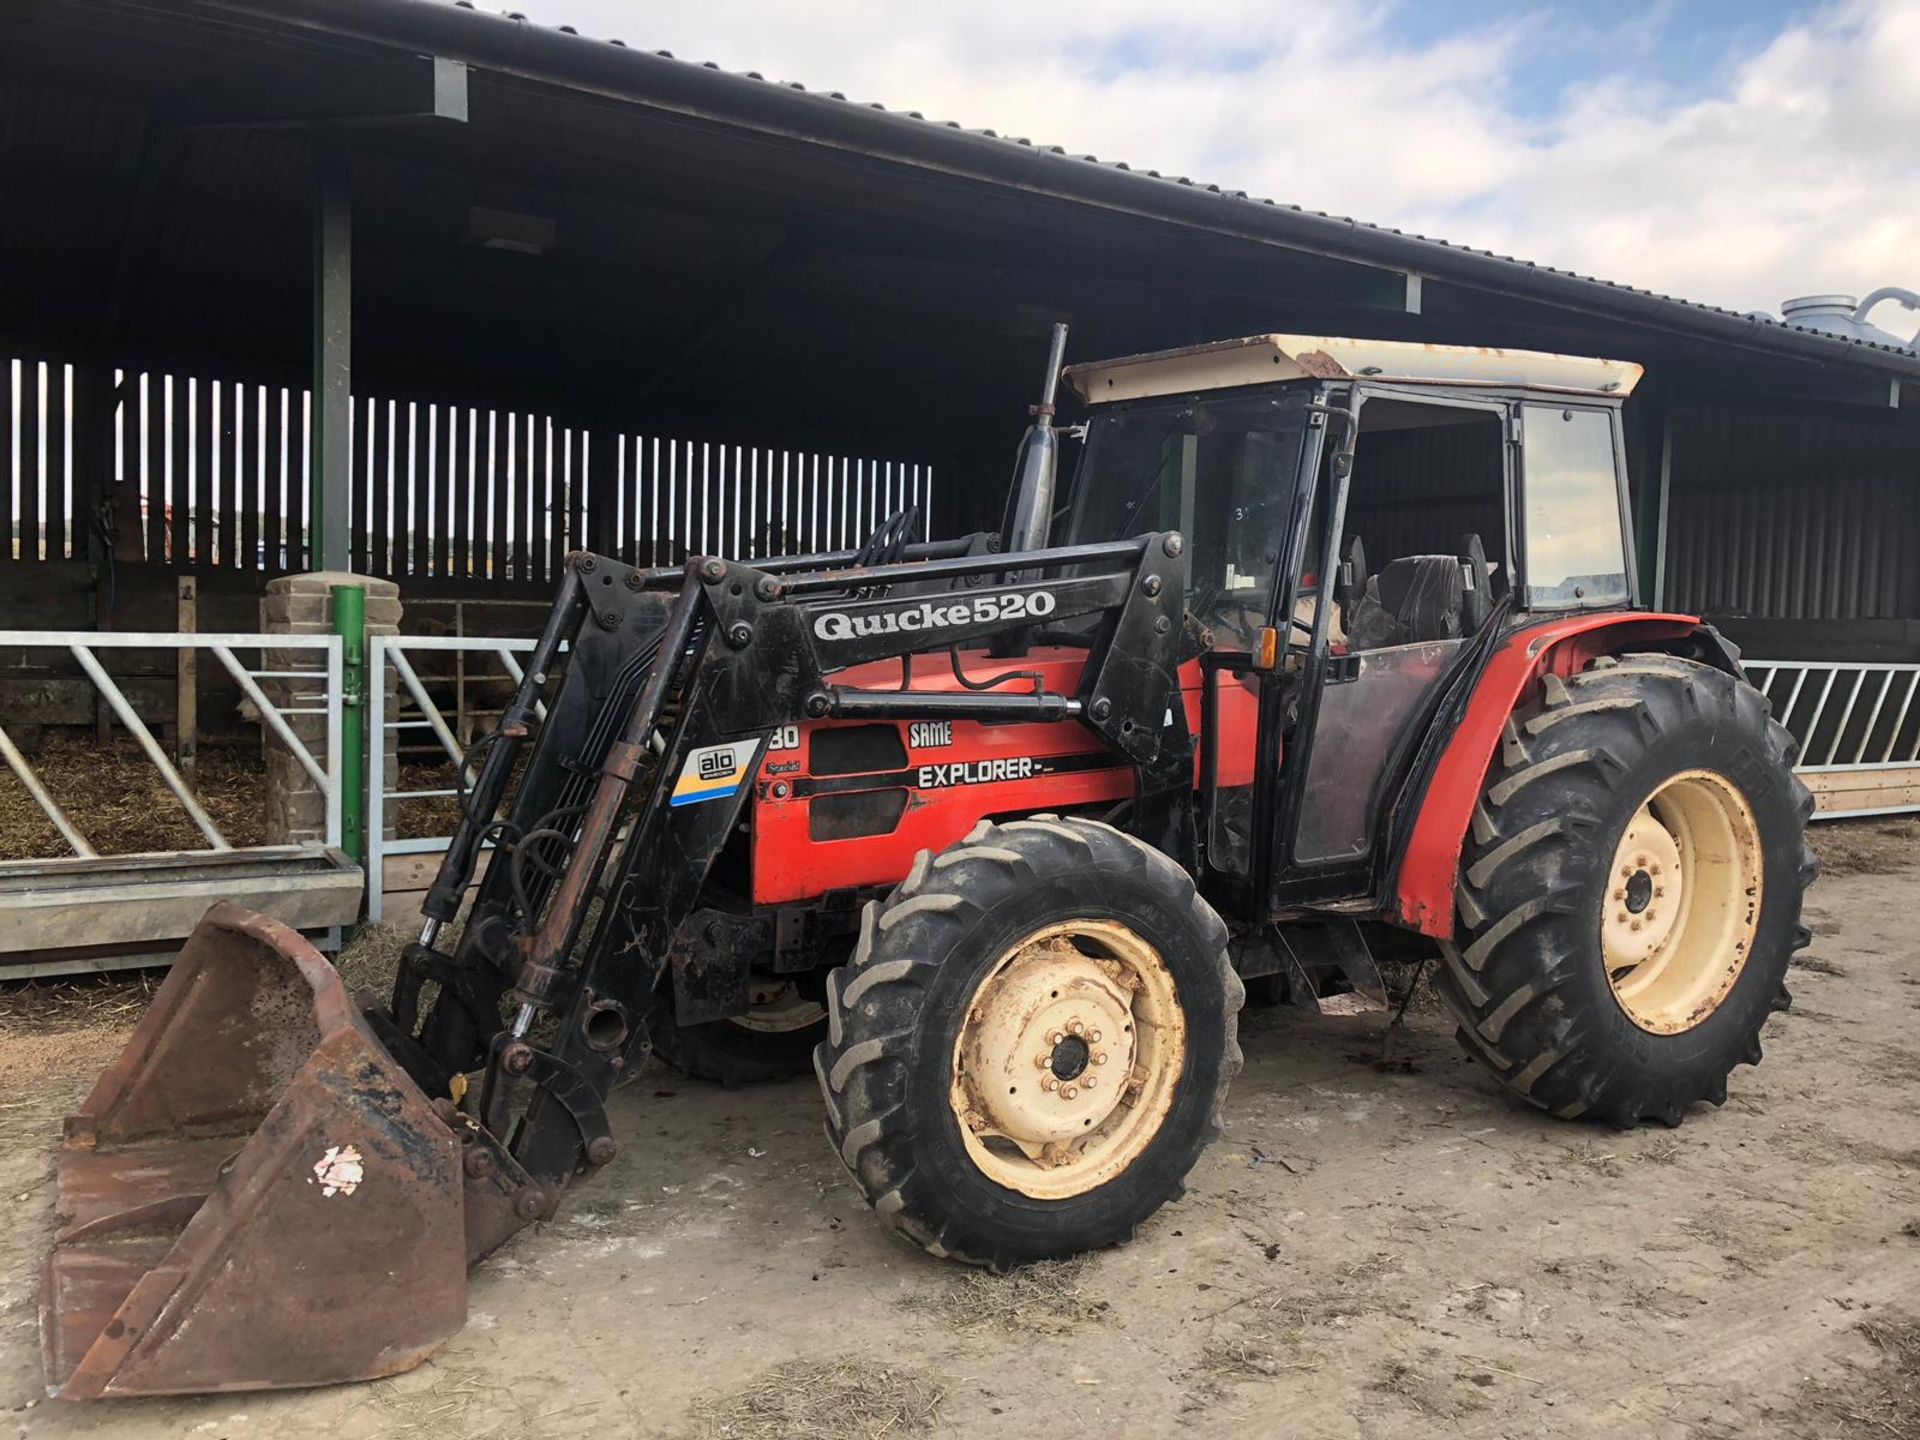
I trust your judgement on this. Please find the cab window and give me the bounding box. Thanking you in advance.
[1520,405,1629,607]
[1062,391,1308,649]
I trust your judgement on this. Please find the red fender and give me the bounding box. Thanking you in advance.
[1388,612,1704,939]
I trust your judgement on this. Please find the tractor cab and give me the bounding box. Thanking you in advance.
[1057,335,1645,910]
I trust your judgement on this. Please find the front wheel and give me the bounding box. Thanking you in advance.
[815,816,1242,1268]
[1436,654,1816,1127]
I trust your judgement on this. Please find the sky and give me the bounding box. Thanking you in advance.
[506,0,1920,324]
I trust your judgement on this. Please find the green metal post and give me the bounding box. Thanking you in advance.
[332,584,368,890]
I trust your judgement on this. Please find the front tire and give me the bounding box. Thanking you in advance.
[815,816,1242,1268]
[1435,654,1815,1127]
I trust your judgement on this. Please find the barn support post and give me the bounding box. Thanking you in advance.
[1631,385,1672,608]
[312,143,353,574]
[1647,406,1673,609]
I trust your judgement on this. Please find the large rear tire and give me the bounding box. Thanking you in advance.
[815,816,1242,1268]
[649,980,827,1087]
[1434,654,1815,1127]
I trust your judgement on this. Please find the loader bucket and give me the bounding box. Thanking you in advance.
[40,903,467,1400]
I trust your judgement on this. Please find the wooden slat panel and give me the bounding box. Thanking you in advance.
[168,376,189,571]
[262,387,284,574]
[428,403,447,579]
[406,402,428,578]
[435,403,452,579]
[519,413,539,583]
[425,402,441,577]
[483,410,505,584]
[19,361,41,561]
[295,388,312,572]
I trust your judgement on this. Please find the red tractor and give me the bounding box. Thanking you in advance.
[43,330,1813,1398]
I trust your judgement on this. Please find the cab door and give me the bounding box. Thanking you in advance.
[1268,388,1513,907]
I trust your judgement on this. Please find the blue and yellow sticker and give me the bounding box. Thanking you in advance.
[670,741,751,808]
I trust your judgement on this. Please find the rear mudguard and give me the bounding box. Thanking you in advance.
[1387,613,1719,939]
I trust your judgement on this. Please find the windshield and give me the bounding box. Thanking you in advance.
[1061,389,1311,647]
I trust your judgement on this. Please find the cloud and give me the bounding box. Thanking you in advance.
[508,0,1920,322]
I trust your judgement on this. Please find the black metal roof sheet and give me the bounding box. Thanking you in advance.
[369,0,1920,381]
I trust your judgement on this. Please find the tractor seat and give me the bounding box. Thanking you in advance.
[1343,555,1465,650]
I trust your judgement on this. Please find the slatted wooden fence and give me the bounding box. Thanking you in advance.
[6,357,936,578]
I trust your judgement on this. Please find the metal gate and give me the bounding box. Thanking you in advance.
[0,630,361,976]
[1749,659,1920,819]
[366,633,541,922]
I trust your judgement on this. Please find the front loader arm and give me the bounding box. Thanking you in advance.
[397,531,1191,1224]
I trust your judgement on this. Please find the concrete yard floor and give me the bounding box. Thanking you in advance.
[2,838,1917,1439]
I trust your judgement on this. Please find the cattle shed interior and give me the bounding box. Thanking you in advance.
[5,0,1919,663]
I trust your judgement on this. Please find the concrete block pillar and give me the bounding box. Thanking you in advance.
[261,571,401,847]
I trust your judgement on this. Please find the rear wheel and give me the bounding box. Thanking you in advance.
[650,980,826,1086]
[1434,654,1815,1127]
[816,816,1242,1268]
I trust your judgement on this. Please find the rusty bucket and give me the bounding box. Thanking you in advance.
[40,903,468,1400]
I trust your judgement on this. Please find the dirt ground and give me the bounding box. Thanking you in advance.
[2,823,1917,1439]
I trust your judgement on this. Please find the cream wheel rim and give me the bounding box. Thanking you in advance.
[1601,769,1763,1035]
[949,919,1185,1200]
[729,980,826,1035]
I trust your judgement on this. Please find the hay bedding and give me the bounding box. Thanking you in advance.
[0,736,268,859]
[0,736,460,859]
[688,1357,945,1440]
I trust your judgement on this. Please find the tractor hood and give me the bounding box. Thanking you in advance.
[1062,334,1643,404]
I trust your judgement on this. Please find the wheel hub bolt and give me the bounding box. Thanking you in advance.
[1060,1085,1078,1100]
[1084,1076,1097,1089]
[1093,1052,1107,1065]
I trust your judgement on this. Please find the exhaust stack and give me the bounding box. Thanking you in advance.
[1002,321,1070,559]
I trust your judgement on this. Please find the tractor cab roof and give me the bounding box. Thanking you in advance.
[1062,334,1643,405]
